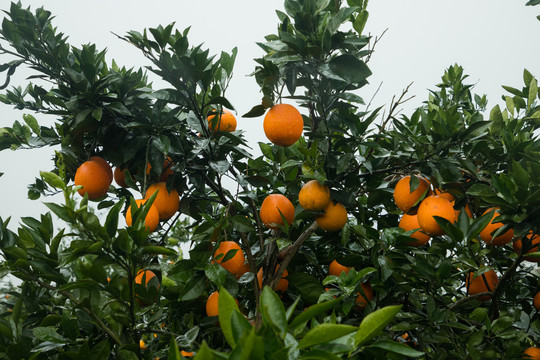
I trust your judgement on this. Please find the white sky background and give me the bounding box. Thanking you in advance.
[0,0,539,228]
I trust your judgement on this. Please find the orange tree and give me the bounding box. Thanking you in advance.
[0,1,539,359]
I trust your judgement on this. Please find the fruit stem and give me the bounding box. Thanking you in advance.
[488,252,523,320]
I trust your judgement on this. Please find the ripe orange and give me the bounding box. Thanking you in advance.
[393,176,430,213]
[263,103,304,147]
[399,213,431,246]
[213,241,246,276]
[524,347,540,360]
[180,351,194,357]
[144,182,180,220]
[114,167,129,187]
[206,291,220,317]
[74,158,113,200]
[328,260,352,276]
[207,109,237,132]
[355,283,373,309]
[513,232,540,262]
[417,195,456,236]
[434,189,455,202]
[316,201,347,231]
[466,270,498,301]
[257,266,289,293]
[260,194,295,230]
[146,156,174,181]
[139,339,147,350]
[206,291,239,317]
[479,208,514,246]
[89,156,113,182]
[125,199,160,232]
[298,180,331,211]
[534,292,540,311]
[135,269,160,305]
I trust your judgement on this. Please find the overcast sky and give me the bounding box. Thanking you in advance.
[1,0,539,227]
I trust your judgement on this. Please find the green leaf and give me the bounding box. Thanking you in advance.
[194,341,215,360]
[298,323,357,348]
[141,246,178,256]
[369,340,424,357]
[287,272,324,304]
[300,350,342,360]
[205,263,229,288]
[243,104,266,118]
[327,54,371,84]
[355,305,402,346]
[104,200,123,238]
[528,78,538,110]
[230,309,253,345]
[288,298,340,329]
[231,215,255,232]
[89,339,110,360]
[168,337,182,360]
[22,113,40,136]
[353,10,369,34]
[260,286,287,337]
[229,328,264,360]
[40,171,65,190]
[33,327,66,343]
[219,287,241,347]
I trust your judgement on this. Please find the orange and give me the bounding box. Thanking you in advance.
[513,232,540,262]
[534,292,540,311]
[260,194,295,230]
[213,241,245,276]
[135,269,160,305]
[206,291,238,317]
[466,270,498,301]
[263,103,304,147]
[434,189,455,202]
[479,208,514,246]
[114,167,128,187]
[524,347,540,359]
[125,199,160,232]
[257,266,289,293]
[139,339,147,350]
[399,213,431,246]
[316,201,347,231]
[417,195,456,236]
[329,260,352,276]
[74,158,113,200]
[146,156,174,181]
[298,180,331,211]
[144,182,180,220]
[355,283,373,309]
[89,156,113,182]
[206,291,220,317]
[207,109,237,132]
[393,176,430,213]
[180,351,194,357]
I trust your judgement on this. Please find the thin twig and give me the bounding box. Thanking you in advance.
[270,222,319,289]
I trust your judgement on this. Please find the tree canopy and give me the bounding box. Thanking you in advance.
[0,1,540,359]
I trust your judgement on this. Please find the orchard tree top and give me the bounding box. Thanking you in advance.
[0,0,539,359]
